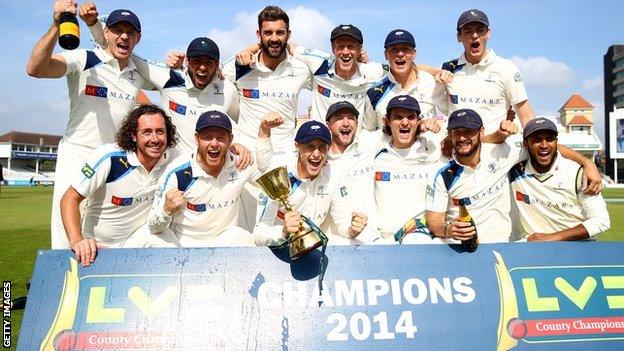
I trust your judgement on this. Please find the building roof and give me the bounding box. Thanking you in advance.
[569,115,593,125]
[137,90,152,105]
[559,93,594,110]
[0,131,62,146]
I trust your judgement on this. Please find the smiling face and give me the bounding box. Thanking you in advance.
[331,35,361,78]
[257,20,290,59]
[525,131,558,173]
[104,22,141,66]
[195,127,233,176]
[187,56,218,89]
[457,22,490,64]
[384,107,419,149]
[449,127,483,158]
[134,113,167,166]
[296,139,329,179]
[327,109,357,152]
[384,43,416,77]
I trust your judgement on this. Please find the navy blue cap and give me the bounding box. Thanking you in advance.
[330,24,363,44]
[457,9,489,31]
[105,9,141,32]
[326,101,359,121]
[295,120,331,144]
[523,118,558,139]
[186,37,220,60]
[386,95,421,115]
[447,109,483,130]
[195,110,232,133]
[384,29,415,49]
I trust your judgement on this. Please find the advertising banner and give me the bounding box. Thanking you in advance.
[18,243,624,350]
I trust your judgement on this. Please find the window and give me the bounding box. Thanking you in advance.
[570,125,590,134]
[616,71,624,80]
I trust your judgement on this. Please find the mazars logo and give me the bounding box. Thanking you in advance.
[494,252,624,350]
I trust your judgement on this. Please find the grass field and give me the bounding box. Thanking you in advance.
[0,186,622,349]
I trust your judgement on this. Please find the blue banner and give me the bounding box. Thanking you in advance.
[18,243,624,350]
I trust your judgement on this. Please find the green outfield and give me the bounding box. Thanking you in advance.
[0,186,623,349]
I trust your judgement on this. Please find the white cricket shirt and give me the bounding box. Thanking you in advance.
[509,152,610,239]
[426,142,528,242]
[72,144,171,245]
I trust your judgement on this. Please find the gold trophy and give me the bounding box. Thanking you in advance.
[256,166,325,260]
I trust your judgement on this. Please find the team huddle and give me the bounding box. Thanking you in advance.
[27,1,610,266]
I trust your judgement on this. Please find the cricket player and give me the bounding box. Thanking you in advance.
[365,29,449,132]
[509,118,610,241]
[27,0,150,248]
[220,6,312,153]
[426,109,601,244]
[254,119,373,246]
[148,111,260,247]
[81,1,239,155]
[373,95,445,244]
[60,104,178,267]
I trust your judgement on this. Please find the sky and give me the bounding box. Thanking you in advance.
[1,0,621,144]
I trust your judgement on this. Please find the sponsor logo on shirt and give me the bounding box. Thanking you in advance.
[186,202,207,212]
[375,171,391,182]
[242,89,260,99]
[111,196,133,206]
[453,178,508,205]
[514,72,523,82]
[317,185,328,195]
[452,197,472,206]
[213,83,223,95]
[317,84,331,97]
[227,171,239,183]
[449,94,504,106]
[242,89,297,99]
[82,163,95,178]
[515,191,531,204]
[85,84,108,98]
[169,100,187,115]
[340,186,348,197]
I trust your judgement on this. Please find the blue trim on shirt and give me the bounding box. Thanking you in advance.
[162,162,192,191]
[235,62,253,80]
[84,50,102,71]
[163,70,185,89]
[105,155,136,183]
[367,77,395,109]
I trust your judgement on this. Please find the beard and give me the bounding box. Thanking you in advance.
[260,39,287,59]
[453,134,481,158]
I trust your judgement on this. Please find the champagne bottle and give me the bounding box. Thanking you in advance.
[458,202,478,252]
[58,12,80,50]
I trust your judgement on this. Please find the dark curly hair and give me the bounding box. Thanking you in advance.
[258,6,289,30]
[116,104,177,152]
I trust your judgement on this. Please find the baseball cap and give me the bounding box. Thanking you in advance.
[457,9,489,31]
[384,29,415,49]
[326,101,359,121]
[195,110,232,133]
[295,120,331,144]
[330,24,363,44]
[386,95,421,115]
[105,9,141,32]
[523,118,558,139]
[186,37,220,60]
[447,109,483,130]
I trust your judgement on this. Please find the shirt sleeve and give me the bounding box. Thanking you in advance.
[255,137,274,172]
[147,166,178,234]
[71,148,113,198]
[224,79,240,123]
[253,197,289,247]
[130,54,176,90]
[58,49,86,76]
[503,61,529,106]
[432,81,449,116]
[426,167,450,213]
[359,62,387,83]
[292,45,330,74]
[362,98,380,131]
[86,20,106,47]
[221,58,236,84]
[577,170,611,238]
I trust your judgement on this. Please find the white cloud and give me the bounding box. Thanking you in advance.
[511,56,574,88]
[583,76,603,91]
[206,6,334,60]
